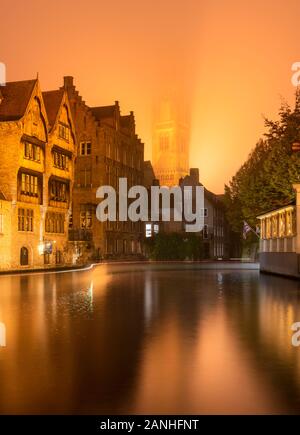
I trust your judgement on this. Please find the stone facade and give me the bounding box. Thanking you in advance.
[0,79,76,270]
[0,194,12,269]
[62,77,144,261]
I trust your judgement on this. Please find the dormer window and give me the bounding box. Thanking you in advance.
[24,142,41,162]
[58,122,70,142]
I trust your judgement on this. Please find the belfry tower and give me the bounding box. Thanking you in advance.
[152,92,190,187]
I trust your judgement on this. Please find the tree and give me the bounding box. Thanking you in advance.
[224,89,300,246]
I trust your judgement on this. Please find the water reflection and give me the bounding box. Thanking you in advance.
[0,265,300,413]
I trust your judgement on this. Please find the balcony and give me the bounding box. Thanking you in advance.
[68,229,92,242]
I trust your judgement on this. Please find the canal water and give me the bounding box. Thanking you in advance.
[0,263,300,414]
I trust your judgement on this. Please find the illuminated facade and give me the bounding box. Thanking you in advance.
[152,95,189,187]
[0,79,76,269]
[258,204,296,253]
[63,76,144,260]
[257,184,300,277]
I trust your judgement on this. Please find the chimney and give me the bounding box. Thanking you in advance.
[63,76,74,88]
[189,168,199,184]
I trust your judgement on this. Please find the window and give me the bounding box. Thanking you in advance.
[50,180,67,202]
[145,223,152,238]
[45,212,65,234]
[53,150,69,170]
[18,208,34,232]
[56,250,63,265]
[21,173,38,197]
[20,247,29,266]
[44,253,50,265]
[69,211,73,229]
[77,169,91,187]
[80,209,93,229]
[24,142,41,162]
[203,224,208,239]
[58,123,70,142]
[80,141,91,156]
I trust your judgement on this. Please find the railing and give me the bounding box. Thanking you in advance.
[257,205,296,253]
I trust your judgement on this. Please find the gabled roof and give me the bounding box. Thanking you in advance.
[0,79,36,121]
[91,105,116,120]
[42,89,64,128]
[120,115,131,128]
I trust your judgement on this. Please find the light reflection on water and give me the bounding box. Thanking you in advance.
[0,264,300,414]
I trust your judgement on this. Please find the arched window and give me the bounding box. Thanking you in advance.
[20,247,29,266]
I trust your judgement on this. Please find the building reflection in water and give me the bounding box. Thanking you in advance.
[144,272,158,328]
[0,322,6,347]
[1,267,300,413]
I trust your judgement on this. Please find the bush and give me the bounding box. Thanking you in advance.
[144,233,204,260]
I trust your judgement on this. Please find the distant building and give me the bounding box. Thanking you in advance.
[144,167,228,259]
[152,94,189,187]
[180,169,228,259]
[0,79,76,269]
[63,76,144,260]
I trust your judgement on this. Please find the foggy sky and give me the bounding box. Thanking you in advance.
[1,0,299,192]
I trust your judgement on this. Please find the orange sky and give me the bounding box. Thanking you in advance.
[1,0,299,193]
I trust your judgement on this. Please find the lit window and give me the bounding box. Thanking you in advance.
[58,123,70,142]
[21,173,38,197]
[45,212,65,234]
[24,142,41,162]
[18,208,34,232]
[53,150,69,170]
[145,223,152,238]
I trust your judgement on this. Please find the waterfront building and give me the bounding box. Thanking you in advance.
[257,184,300,277]
[0,79,76,269]
[0,191,12,270]
[180,169,228,259]
[62,77,144,261]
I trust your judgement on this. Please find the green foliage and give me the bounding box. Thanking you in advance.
[224,90,300,240]
[144,233,204,261]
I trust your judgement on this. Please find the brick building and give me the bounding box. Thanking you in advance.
[0,79,76,269]
[62,76,144,261]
